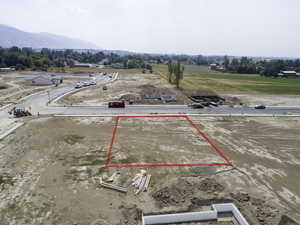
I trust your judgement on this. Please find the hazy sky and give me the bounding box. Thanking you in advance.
[1,0,300,57]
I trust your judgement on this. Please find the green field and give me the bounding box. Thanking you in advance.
[153,64,300,94]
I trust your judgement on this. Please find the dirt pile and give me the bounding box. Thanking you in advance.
[119,204,142,225]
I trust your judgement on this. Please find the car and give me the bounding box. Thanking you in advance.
[90,81,96,85]
[108,101,125,108]
[188,103,204,109]
[255,104,266,109]
[83,82,90,87]
[75,83,82,88]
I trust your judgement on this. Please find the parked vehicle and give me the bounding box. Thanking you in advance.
[188,103,204,109]
[8,106,32,118]
[83,82,90,87]
[255,104,266,109]
[90,81,96,85]
[108,101,125,108]
[75,83,82,88]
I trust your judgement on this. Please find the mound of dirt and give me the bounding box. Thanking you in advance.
[198,178,225,193]
[119,204,142,225]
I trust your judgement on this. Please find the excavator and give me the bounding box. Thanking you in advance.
[8,106,32,118]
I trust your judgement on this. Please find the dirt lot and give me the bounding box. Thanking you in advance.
[224,94,300,107]
[58,73,192,106]
[0,116,299,225]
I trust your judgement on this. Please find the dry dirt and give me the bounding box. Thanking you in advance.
[223,94,300,107]
[58,73,192,106]
[0,116,300,225]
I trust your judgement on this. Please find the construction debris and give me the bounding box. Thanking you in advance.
[100,178,127,193]
[132,170,151,195]
[107,172,119,182]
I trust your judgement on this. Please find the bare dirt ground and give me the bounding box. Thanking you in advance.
[224,94,300,107]
[58,73,192,106]
[0,116,299,225]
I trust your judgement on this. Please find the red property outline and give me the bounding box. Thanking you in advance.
[105,115,232,168]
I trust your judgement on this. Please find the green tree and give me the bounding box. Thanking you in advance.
[167,61,174,83]
[173,62,184,88]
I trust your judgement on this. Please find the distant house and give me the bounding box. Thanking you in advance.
[209,64,217,70]
[30,75,61,86]
[111,63,125,69]
[278,71,299,78]
[0,68,16,72]
[73,63,92,68]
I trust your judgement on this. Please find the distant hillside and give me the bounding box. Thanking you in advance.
[0,24,100,49]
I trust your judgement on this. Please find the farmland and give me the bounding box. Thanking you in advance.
[153,64,300,94]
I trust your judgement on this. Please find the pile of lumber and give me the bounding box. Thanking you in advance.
[132,170,151,195]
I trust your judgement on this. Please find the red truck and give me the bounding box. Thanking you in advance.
[108,101,125,108]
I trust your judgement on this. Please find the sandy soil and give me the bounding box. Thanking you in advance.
[224,94,300,107]
[58,73,192,106]
[0,116,299,225]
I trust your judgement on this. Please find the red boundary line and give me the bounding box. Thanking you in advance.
[105,115,232,168]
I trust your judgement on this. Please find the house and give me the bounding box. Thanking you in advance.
[30,75,61,86]
[111,63,125,69]
[0,68,16,72]
[72,63,92,68]
[209,64,217,70]
[279,71,297,78]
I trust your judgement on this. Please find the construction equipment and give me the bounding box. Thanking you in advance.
[8,106,32,118]
[108,101,125,108]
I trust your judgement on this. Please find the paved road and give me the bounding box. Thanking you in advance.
[2,72,300,116]
[49,105,300,116]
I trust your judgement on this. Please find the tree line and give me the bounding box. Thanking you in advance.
[219,56,300,76]
[1,46,300,77]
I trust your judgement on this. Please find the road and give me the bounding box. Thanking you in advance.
[2,72,300,116]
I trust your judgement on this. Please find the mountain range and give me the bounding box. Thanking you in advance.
[0,24,100,49]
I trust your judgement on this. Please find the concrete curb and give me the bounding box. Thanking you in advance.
[53,113,300,117]
[0,122,24,141]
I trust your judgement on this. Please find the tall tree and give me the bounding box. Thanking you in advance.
[173,62,184,88]
[167,61,173,83]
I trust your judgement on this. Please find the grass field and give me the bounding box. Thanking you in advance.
[153,64,300,94]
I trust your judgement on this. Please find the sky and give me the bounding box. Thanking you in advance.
[1,0,300,57]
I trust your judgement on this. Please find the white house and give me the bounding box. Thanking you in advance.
[73,63,92,68]
[0,68,16,72]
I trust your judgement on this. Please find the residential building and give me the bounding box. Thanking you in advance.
[0,68,16,72]
[73,63,92,68]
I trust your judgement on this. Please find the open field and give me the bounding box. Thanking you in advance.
[153,64,221,76]
[0,116,299,224]
[153,64,300,95]
[180,74,300,95]
[48,66,146,75]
